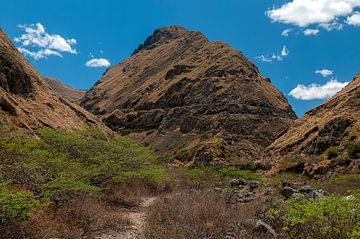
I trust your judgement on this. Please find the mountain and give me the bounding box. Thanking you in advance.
[44,77,86,103]
[81,26,296,163]
[0,28,109,133]
[267,73,360,176]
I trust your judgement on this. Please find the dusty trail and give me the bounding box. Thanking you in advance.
[98,197,157,239]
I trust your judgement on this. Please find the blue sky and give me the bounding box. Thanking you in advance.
[1,0,360,116]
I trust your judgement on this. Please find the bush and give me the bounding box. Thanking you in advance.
[0,128,163,203]
[267,194,360,239]
[0,183,39,223]
[346,142,360,159]
[145,192,261,239]
[325,146,338,159]
[172,167,259,190]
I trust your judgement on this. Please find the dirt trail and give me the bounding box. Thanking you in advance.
[98,197,157,239]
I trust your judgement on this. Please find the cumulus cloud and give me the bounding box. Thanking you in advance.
[14,23,77,60]
[256,45,289,63]
[289,79,348,100]
[85,58,111,68]
[346,11,360,25]
[304,28,320,35]
[266,0,360,31]
[281,28,293,36]
[315,69,334,77]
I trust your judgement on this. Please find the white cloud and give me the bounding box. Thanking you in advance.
[346,11,360,25]
[18,47,62,60]
[315,69,334,77]
[266,0,360,30]
[256,45,289,63]
[281,45,289,56]
[14,23,77,60]
[85,58,111,68]
[281,28,293,36]
[289,79,348,100]
[304,28,320,35]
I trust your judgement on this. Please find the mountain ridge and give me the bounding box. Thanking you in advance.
[0,28,110,134]
[81,25,296,163]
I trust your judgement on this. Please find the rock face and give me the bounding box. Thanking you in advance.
[81,26,296,161]
[267,73,360,175]
[0,28,109,133]
[44,77,86,103]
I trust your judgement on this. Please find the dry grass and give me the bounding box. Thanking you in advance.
[0,196,130,239]
[145,191,270,239]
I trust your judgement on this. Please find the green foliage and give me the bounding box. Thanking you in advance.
[346,142,360,159]
[0,128,163,203]
[0,183,39,223]
[216,167,259,180]
[176,166,259,188]
[267,194,360,238]
[114,165,166,185]
[325,146,339,159]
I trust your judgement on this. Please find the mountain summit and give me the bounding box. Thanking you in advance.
[81,26,296,162]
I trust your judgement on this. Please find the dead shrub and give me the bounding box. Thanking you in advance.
[145,191,269,239]
[54,197,130,238]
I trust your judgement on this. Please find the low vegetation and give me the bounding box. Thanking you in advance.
[1,126,359,238]
[168,166,259,189]
[346,142,360,159]
[145,192,263,239]
[267,194,360,239]
[0,127,165,238]
[325,146,339,159]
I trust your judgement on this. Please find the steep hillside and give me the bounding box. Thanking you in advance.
[81,26,296,163]
[44,77,86,103]
[267,73,360,176]
[0,28,109,133]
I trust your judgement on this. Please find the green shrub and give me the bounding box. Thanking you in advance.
[346,142,360,159]
[216,167,259,180]
[0,128,163,203]
[0,183,39,223]
[114,165,166,186]
[325,146,338,159]
[267,194,360,239]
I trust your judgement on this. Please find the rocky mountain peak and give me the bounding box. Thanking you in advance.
[132,25,206,55]
[81,26,296,162]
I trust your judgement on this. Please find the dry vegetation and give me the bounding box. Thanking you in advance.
[145,192,269,239]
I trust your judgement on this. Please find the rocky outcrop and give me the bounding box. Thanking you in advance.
[267,73,360,175]
[0,28,110,133]
[44,77,86,103]
[81,25,296,161]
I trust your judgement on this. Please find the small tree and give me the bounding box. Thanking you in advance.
[346,142,360,159]
[325,146,338,159]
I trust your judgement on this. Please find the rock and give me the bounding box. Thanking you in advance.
[248,180,261,190]
[230,179,240,187]
[238,178,249,185]
[282,185,329,199]
[255,219,277,237]
[282,186,299,199]
[213,187,223,193]
[298,185,313,194]
[318,189,329,196]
